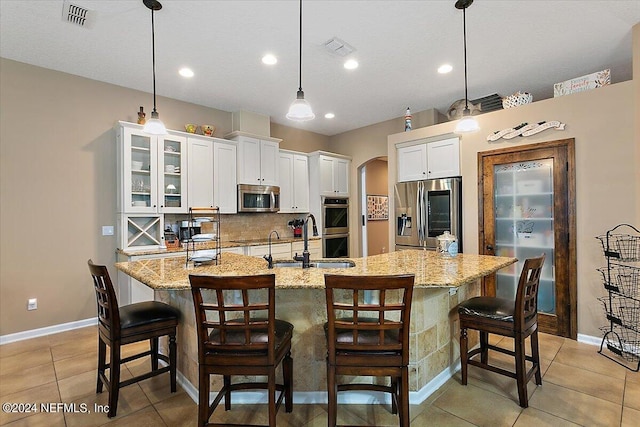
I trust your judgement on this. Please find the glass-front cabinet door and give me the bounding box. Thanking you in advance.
[117,123,187,214]
[493,159,555,313]
[122,127,158,213]
[158,135,187,213]
[478,139,576,338]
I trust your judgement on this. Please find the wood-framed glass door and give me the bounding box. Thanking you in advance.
[478,138,576,338]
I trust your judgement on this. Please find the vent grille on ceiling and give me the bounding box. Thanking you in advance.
[324,37,355,56]
[471,93,504,113]
[62,1,93,28]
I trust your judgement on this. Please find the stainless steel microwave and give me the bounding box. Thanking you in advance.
[237,184,280,213]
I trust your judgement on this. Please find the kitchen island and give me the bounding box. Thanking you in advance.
[115,250,516,404]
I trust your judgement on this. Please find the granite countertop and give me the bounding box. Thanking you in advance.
[117,236,321,257]
[115,250,517,291]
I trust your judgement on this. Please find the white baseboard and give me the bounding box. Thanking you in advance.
[0,317,98,345]
[178,364,458,406]
[577,333,602,347]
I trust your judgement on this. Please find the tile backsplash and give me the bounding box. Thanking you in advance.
[165,213,308,241]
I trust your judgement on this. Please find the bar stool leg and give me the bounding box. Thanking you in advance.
[107,341,121,417]
[97,338,106,393]
[198,369,210,426]
[400,367,410,427]
[283,352,293,412]
[150,337,159,371]
[327,363,337,427]
[460,327,469,385]
[514,334,528,407]
[169,334,177,392]
[223,375,231,410]
[531,329,542,385]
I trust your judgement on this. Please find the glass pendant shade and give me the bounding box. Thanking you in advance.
[143,111,168,135]
[454,110,479,133]
[286,90,315,121]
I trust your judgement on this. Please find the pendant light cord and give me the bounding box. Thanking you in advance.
[298,0,303,92]
[462,6,469,111]
[151,8,158,114]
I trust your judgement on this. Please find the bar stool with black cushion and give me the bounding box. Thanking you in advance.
[189,273,293,427]
[87,260,179,418]
[457,254,545,408]
[324,274,415,427]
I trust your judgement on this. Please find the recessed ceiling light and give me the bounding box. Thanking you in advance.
[179,67,194,78]
[325,113,335,119]
[344,59,358,70]
[438,64,453,74]
[262,54,277,65]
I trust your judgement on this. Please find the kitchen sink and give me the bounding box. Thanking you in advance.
[272,260,355,269]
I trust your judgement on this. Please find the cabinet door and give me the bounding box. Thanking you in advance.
[293,154,310,211]
[334,158,350,195]
[237,136,262,184]
[122,127,158,213]
[259,140,280,186]
[479,138,576,338]
[188,137,214,208]
[248,243,291,258]
[319,156,335,194]
[278,153,295,213]
[158,134,188,213]
[427,137,460,179]
[397,144,428,182]
[213,140,237,213]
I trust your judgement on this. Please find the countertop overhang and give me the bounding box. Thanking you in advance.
[115,250,517,291]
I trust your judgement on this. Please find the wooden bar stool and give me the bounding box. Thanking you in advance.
[324,274,415,427]
[457,254,545,408]
[87,260,179,418]
[189,273,293,427]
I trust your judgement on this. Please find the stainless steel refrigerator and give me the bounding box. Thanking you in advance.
[394,177,462,251]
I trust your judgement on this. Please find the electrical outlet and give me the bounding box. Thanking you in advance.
[27,298,37,310]
[102,225,115,236]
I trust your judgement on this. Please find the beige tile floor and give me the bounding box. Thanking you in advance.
[0,326,638,426]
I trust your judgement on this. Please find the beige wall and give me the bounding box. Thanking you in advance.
[386,82,637,338]
[365,159,389,255]
[270,122,330,152]
[0,59,321,336]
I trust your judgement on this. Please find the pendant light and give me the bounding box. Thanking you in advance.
[454,0,480,134]
[286,0,315,121]
[142,0,167,135]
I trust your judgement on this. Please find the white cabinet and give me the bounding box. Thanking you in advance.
[116,122,188,214]
[188,136,238,212]
[117,213,166,252]
[230,134,281,186]
[213,139,237,213]
[248,243,292,259]
[279,151,310,213]
[310,152,351,196]
[397,136,460,182]
[187,136,214,208]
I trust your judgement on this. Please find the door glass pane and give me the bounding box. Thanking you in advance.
[131,134,152,207]
[163,138,183,209]
[494,159,556,314]
[427,191,451,237]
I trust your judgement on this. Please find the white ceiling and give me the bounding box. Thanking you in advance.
[1,1,639,136]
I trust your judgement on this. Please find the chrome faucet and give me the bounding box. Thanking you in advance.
[263,230,280,269]
[293,214,318,268]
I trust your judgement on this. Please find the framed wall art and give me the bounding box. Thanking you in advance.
[367,195,389,221]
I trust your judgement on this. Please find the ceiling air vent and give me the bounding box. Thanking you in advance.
[324,37,355,56]
[62,1,94,28]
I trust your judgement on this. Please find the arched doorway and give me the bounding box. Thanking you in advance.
[358,157,389,257]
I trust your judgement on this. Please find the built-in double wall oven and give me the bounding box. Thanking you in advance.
[322,197,349,258]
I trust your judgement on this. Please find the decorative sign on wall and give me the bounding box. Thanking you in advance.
[367,195,389,221]
[554,69,610,97]
[487,121,566,142]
